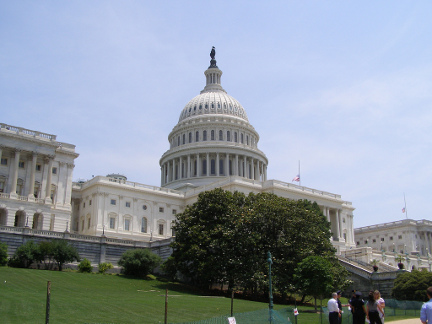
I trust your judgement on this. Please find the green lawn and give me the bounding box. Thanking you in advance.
[0,267,279,323]
[0,267,420,324]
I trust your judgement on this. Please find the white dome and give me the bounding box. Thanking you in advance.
[178,91,248,123]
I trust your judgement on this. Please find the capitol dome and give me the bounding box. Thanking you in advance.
[160,48,268,190]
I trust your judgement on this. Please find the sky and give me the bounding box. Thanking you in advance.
[1,1,431,228]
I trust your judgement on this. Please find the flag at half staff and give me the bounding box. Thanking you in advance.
[292,174,300,182]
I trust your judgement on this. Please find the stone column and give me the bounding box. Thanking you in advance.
[225,153,229,176]
[243,156,247,178]
[206,153,210,176]
[235,154,239,176]
[334,209,340,240]
[45,156,54,203]
[216,153,220,176]
[64,163,74,207]
[338,210,344,241]
[172,159,176,181]
[179,156,183,179]
[187,155,191,178]
[251,158,255,180]
[28,153,37,199]
[196,154,200,176]
[10,149,21,197]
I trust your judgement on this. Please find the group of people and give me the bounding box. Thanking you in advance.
[328,290,385,324]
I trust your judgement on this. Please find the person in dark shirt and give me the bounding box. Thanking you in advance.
[350,291,366,324]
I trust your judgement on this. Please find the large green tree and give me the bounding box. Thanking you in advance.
[392,269,432,301]
[169,189,340,296]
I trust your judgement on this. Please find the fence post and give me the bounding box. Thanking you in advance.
[45,281,51,324]
[231,290,234,317]
[165,288,168,324]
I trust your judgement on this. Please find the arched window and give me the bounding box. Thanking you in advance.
[182,134,185,145]
[227,131,231,141]
[177,136,180,146]
[189,132,192,143]
[246,135,249,145]
[195,131,199,142]
[141,217,147,233]
[219,159,224,175]
[202,160,207,175]
[241,134,244,144]
[219,130,223,140]
[234,132,238,142]
[211,130,215,140]
[203,130,207,141]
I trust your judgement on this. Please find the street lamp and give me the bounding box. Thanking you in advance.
[267,251,274,323]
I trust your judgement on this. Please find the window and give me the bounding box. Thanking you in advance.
[227,131,231,141]
[356,241,360,245]
[343,218,346,223]
[182,134,185,144]
[141,217,147,233]
[372,239,376,243]
[203,130,207,141]
[89,200,92,206]
[177,136,180,146]
[125,202,131,208]
[211,159,215,175]
[87,218,91,229]
[189,132,192,143]
[109,217,115,229]
[110,199,116,205]
[159,207,164,213]
[0,158,7,166]
[36,164,41,171]
[18,161,25,168]
[83,202,86,208]
[52,167,57,174]
[211,130,215,140]
[364,240,368,244]
[246,135,249,145]
[124,219,130,231]
[195,131,199,142]
[172,209,177,215]
[81,220,84,231]
[381,238,385,241]
[234,132,238,142]
[143,205,147,210]
[390,236,393,241]
[219,130,223,140]
[398,235,403,239]
[241,134,244,143]
[158,224,164,235]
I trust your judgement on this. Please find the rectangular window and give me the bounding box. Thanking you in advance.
[124,219,130,231]
[125,202,131,208]
[18,161,25,168]
[390,236,393,240]
[109,217,115,229]
[141,218,147,233]
[0,158,7,166]
[398,235,403,239]
[52,167,57,174]
[89,200,92,206]
[87,218,91,229]
[83,202,86,208]
[36,164,41,171]
[364,240,368,244]
[159,207,164,213]
[372,239,376,243]
[110,199,116,205]
[172,209,177,215]
[356,241,360,245]
[158,224,164,235]
[381,238,385,241]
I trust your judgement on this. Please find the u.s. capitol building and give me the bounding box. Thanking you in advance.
[0,50,356,253]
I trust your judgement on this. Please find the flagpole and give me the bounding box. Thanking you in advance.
[298,161,301,187]
[404,193,407,219]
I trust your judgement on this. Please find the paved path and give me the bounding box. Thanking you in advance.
[389,319,420,324]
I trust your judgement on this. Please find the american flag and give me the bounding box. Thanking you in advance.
[402,207,406,213]
[292,174,300,182]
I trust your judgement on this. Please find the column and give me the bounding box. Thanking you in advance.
[206,153,210,176]
[264,165,267,181]
[235,154,239,176]
[172,159,176,180]
[225,153,229,176]
[338,210,343,240]
[10,149,20,196]
[196,154,200,176]
[187,155,191,178]
[243,156,247,178]
[334,209,340,240]
[251,158,255,180]
[216,153,220,176]
[179,156,183,179]
[28,153,37,198]
[45,156,54,203]
[56,162,66,205]
[64,163,74,207]
[160,165,164,185]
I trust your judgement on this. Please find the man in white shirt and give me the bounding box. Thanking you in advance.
[328,292,340,324]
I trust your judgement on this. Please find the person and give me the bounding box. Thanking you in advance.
[328,292,340,324]
[349,290,357,314]
[376,291,385,324]
[350,291,366,324]
[420,286,432,324]
[367,290,383,324]
[336,290,347,324]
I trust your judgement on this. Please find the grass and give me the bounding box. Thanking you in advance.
[0,267,420,324]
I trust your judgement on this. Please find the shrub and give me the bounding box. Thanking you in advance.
[8,240,40,268]
[78,258,93,273]
[118,249,161,277]
[0,242,8,266]
[98,262,113,274]
[50,240,80,271]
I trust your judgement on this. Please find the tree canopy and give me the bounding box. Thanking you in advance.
[169,188,346,297]
[392,269,432,301]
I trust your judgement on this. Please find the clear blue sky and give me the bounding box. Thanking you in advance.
[1,1,431,228]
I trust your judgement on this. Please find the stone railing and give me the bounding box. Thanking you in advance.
[0,193,46,204]
[0,123,57,141]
